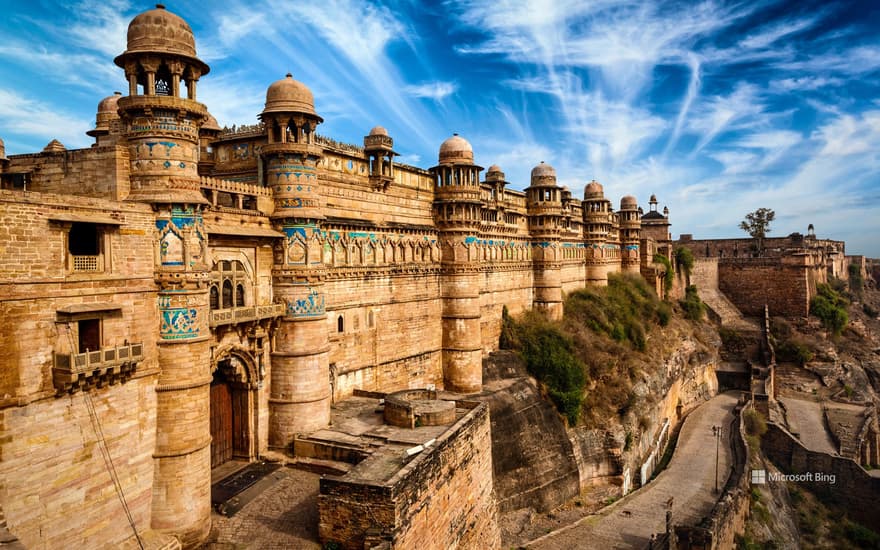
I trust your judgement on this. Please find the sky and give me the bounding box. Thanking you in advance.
[1,0,878,256]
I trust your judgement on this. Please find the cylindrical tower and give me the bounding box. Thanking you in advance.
[526,162,563,319]
[582,180,612,285]
[259,73,331,443]
[114,5,212,546]
[430,134,483,393]
[619,195,641,273]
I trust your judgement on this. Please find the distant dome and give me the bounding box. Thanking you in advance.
[43,139,66,153]
[584,180,604,198]
[649,193,658,203]
[620,195,638,210]
[369,126,388,136]
[87,92,122,137]
[114,4,209,75]
[261,73,321,120]
[438,133,473,163]
[487,164,502,173]
[202,112,221,132]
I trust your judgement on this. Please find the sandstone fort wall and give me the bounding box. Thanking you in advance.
[318,402,500,549]
[7,146,131,201]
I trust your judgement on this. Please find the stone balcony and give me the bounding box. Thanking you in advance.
[209,303,285,328]
[53,342,144,393]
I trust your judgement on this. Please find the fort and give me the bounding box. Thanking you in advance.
[0,4,869,550]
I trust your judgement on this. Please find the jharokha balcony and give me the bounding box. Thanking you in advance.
[53,342,144,393]
[209,303,285,328]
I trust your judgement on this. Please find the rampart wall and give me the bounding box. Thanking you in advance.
[8,146,130,201]
[317,402,500,549]
[762,422,880,529]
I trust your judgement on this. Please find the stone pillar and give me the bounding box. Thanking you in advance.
[151,207,212,548]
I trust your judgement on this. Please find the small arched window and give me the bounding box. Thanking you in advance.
[337,315,344,333]
[210,286,219,310]
[235,284,245,307]
[222,280,233,309]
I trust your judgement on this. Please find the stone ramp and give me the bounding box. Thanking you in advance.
[779,397,837,455]
[698,285,759,333]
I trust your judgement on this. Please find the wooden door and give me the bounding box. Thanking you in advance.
[210,381,233,468]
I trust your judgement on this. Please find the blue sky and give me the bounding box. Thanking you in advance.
[1,0,879,255]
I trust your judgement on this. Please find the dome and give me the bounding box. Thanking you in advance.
[487,164,502,173]
[584,180,604,199]
[88,92,122,137]
[114,4,209,75]
[530,161,557,186]
[261,73,322,120]
[201,112,221,132]
[620,195,638,210]
[369,126,388,136]
[649,193,658,204]
[531,161,556,179]
[43,139,66,153]
[438,133,473,163]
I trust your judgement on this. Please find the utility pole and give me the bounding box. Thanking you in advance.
[712,425,722,493]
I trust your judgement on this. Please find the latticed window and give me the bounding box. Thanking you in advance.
[68,222,104,272]
[211,260,250,309]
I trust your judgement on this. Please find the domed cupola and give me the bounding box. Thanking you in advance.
[262,73,322,121]
[115,4,208,77]
[364,125,397,191]
[87,92,123,145]
[525,161,563,228]
[438,133,474,165]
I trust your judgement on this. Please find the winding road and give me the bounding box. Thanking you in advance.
[527,391,739,549]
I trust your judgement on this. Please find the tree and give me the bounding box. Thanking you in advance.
[739,208,775,255]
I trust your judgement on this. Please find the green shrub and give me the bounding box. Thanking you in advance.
[565,273,668,350]
[810,283,849,335]
[776,339,814,365]
[654,253,674,298]
[680,285,705,321]
[744,409,767,437]
[509,312,586,425]
[675,246,695,279]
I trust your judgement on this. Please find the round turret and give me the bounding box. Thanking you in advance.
[438,133,473,164]
[114,4,208,75]
[0,137,7,162]
[261,73,322,120]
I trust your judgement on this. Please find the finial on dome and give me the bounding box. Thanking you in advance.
[156,3,166,9]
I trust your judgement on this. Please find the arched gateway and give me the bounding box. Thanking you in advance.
[210,348,260,468]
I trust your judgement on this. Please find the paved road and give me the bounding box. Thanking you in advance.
[202,468,321,550]
[779,397,837,455]
[528,392,738,550]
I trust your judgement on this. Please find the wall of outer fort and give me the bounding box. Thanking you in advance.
[0,190,160,548]
[318,402,500,550]
[7,146,130,201]
[717,257,812,317]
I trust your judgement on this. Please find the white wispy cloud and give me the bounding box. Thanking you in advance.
[0,88,92,149]
[404,81,458,101]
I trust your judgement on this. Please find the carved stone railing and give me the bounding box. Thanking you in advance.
[210,303,285,328]
[200,175,271,197]
[53,342,144,393]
